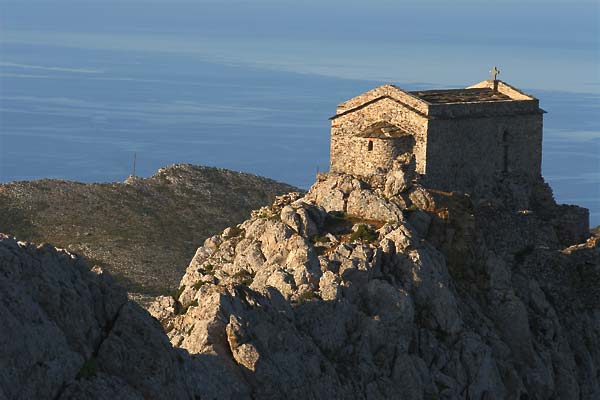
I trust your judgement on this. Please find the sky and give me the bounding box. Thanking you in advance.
[0,0,599,223]
[1,0,598,91]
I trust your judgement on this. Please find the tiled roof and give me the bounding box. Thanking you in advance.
[409,88,512,104]
[356,121,412,139]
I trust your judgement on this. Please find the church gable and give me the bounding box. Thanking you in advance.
[333,84,429,118]
[328,75,544,194]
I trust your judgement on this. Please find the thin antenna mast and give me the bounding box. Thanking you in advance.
[132,152,137,177]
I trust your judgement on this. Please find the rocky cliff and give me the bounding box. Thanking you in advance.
[0,164,297,305]
[0,234,247,399]
[150,169,598,399]
[1,167,598,399]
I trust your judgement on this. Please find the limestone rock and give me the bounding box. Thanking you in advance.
[384,154,416,197]
[4,170,599,400]
[0,234,247,400]
[347,189,404,223]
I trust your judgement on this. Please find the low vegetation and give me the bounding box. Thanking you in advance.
[349,225,378,244]
[76,358,98,380]
[0,164,297,305]
[232,270,255,286]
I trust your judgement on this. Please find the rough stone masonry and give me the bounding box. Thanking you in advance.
[329,79,545,195]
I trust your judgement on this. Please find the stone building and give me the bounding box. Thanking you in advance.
[329,79,545,193]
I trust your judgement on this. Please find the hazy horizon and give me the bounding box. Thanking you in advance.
[1,0,598,224]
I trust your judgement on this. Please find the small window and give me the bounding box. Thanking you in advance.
[367,140,374,151]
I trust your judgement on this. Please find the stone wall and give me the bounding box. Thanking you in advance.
[330,82,544,196]
[336,85,428,115]
[330,97,428,178]
[428,99,541,120]
[424,113,543,193]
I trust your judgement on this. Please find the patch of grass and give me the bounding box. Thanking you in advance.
[324,212,384,235]
[178,299,199,315]
[257,209,281,221]
[171,285,186,300]
[349,225,378,244]
[323,212,352,234]
[232,270,255,286]
[192,281,206,291]
[76,357,97,380]
[201,264,215,275]
[405,204,420,212]
[311,235,330,244]
[0,199,37,240]
[298,290,319,302]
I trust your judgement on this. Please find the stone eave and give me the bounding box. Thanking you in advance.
[330,95,428,120]
[429,109,546,121]
[355,121,413,139]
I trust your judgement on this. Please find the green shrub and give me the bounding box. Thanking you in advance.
[192,281,206,291]
[178,299,199,315]
[323,211,352,233]
[405,204,420,212]
[298,290,319,302]
[311,235,330,244]
[232,270,254,286]
[76,357,97,380]
[349,225,378,243]
[171,285,185,300]
[201,264,215,275]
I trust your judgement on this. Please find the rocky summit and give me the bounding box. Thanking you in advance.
[1,169,599,399]
[0,163,297,305]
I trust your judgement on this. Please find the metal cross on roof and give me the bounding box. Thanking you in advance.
[490,66,500,81]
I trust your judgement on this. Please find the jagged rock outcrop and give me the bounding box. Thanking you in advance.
[2,171,598,399]
[0,234,248,400]
[148,172,599,399]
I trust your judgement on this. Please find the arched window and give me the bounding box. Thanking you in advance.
[367,140,374,151]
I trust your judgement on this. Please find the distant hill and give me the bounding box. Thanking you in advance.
[0,164,298,304]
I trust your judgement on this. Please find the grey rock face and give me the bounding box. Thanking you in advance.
[384,153,416,197]
[0,234,245,400]
[347,189,405,223]
[3,171,599,400]
[149,173,599,400]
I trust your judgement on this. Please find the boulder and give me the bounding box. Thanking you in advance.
[347,189,404,223]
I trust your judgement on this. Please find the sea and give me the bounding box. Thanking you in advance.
[0,40,598,226]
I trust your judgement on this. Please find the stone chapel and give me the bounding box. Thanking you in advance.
[329,77,545,193]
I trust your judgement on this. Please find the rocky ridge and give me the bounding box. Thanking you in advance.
[148,163,599,399]
[0,163,297,304]
[0,233,250,399]
[1,161,598,399]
